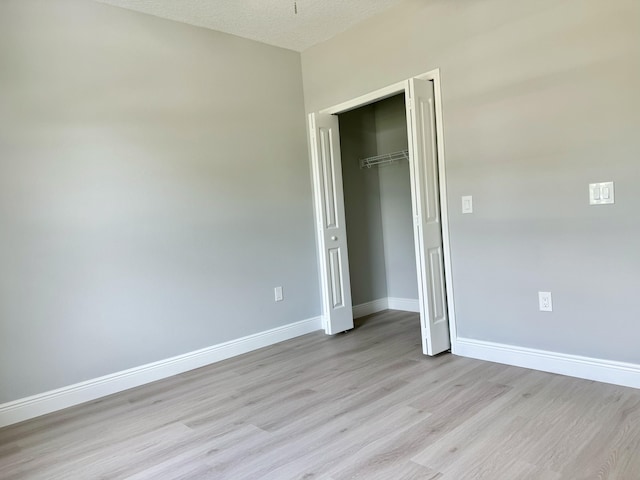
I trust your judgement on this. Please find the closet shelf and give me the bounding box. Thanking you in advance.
[360,150,409,169]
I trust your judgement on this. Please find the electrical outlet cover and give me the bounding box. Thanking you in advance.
[538,292,553,312]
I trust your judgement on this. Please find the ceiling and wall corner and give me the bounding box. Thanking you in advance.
[93,0,407,51]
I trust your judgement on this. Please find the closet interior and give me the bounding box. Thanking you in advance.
[338,93,419,313]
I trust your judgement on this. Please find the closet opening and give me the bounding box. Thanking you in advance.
[308,71,456,356]
[337,93,420,335]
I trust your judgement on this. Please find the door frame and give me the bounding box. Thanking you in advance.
[310,68,458,354]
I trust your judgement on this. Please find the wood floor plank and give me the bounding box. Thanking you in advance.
[1,310,639,479]
[212,405,433,480]
[122,424,272,480]
[410,370,552,471]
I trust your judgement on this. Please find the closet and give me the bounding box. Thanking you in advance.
[338,93,419,314]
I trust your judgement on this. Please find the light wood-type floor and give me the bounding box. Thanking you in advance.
[2,310,640,479]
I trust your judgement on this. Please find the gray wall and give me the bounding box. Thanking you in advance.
[302,0,640,363]
[0,0,318,403]
[339,95,418,306]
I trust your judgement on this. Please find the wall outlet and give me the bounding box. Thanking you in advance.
[538,292,552,312]
[274,286,284,302]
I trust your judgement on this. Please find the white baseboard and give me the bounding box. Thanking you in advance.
[456,337,640,390]
[387,297,420,312]
[352,297,420,318]
[0,316,323,428]
[353,298,388,318]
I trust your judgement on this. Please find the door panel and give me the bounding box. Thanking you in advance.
[309,113,354,334]
[319,128,338,228]
[407,78,451,355]
[427,246,447,324]
[328,248,345,308]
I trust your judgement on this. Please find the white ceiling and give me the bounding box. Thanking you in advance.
[95,0,406,52]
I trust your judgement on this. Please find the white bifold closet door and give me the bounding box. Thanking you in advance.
[308,112,354,334]
[406,78,451,355]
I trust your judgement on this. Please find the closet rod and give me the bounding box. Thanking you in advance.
[359,150,409,169]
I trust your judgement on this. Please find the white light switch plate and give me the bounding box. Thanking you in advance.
[462,196,473,214]
[589,182,614,205]
[274,286,283,302]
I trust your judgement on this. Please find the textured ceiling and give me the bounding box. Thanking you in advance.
[95,0,406,51]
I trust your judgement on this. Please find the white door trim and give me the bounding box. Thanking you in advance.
[322,81,407,115]
[310,68,458,352]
